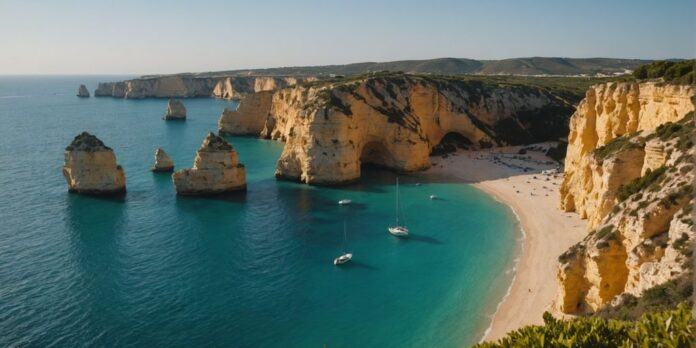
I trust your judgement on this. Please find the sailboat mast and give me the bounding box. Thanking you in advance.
[395,177,400,225]
[343,220,347,252]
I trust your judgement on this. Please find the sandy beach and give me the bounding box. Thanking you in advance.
[424,144,587,342]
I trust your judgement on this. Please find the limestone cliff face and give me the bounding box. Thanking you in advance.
[219,73,574,184]
[556,112,695,314]
[62,132,126,194]
[172,133,246,195]
[218,91,273,135]
[77,84,90,97]
[151,148,174,172]
[163,99,187,120]
[560,82,695,228]
[94,75,310,99]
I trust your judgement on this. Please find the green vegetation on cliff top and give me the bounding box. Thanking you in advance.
[633,60,695,85]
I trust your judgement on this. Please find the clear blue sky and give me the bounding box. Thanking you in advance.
[1,0,693,74]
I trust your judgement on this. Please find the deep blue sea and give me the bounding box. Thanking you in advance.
[0,76,519,347]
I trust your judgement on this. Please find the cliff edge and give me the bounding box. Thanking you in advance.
[219,73,577,184]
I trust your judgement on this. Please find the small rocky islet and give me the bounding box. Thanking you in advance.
[62,132,125,195]
[151,148,175,172]
[77,84,90,98]
[163,99,187,120]
[172,132,246,195]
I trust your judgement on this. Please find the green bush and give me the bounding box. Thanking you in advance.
[477,303,695,348]
[633,60,695,84]
[616,166,667,202]
[593,134,643,161]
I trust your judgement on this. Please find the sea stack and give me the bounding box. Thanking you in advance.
[172,132,246,195]
[62,132,126,194]
[151,148,175,172]
[77,84,90,98]
[163,99,187,120]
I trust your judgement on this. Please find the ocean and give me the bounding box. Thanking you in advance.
[0,76,519,347]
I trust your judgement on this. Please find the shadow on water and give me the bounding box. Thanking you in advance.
[65,191,127,203]
[65,193,126,328]
[174,190,248,204]
[338,260,379,271]
[406,233,443,245]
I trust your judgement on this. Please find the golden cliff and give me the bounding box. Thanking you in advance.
[95,75,311,99]
[556,81,695,314]
[172,133,246,195]
[62,132,126,194]
[219,73,575,184]
[560,82,695,228]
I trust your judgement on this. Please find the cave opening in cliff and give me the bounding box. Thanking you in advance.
[430,132,473,156]
[359,141,395,169]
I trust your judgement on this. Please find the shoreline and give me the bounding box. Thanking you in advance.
[423,144,586,343]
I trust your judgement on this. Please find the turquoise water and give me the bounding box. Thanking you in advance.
[0,76,519,347]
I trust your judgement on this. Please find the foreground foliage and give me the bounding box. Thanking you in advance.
[476,303,695,348]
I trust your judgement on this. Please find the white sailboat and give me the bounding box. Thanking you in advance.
[334,221,353,265]
[388,177,409,237]
[338,199,352,205]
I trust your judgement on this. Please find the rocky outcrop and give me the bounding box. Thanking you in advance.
[62,132,126,194]
[218,91,273,135]
[151,148,174,172]
[556,108,695,314]
[219,73,575,184]
[94,75,311,99]
[560,82,695,228]
[77,84,90,98]
[172,133,246,195]
[163,99,186,120]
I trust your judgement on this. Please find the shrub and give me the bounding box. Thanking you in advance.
[593,134,643,160]
[477,303,695,348]
[616,166,667,202]
[633,60,695,84]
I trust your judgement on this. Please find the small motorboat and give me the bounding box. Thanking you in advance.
[338,199,352,205]
[334,253,353,265]
[429,195,437,200]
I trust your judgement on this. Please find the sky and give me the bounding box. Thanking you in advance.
[0,0,693,75]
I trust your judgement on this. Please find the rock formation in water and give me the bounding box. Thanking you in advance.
[94,75,312,99]
[555,81,695,314]
[218,73,575,184]
[151,148,174,172]
[163,99,187,120]
[218,91,273,135]
[172,132,246,195]
[62,132,126,194]
[77,84,90,97]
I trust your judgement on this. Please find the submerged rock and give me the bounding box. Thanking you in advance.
[151,148,174,172]
[172,132,246,195]
[62,132,126,194]
[77,84,90,98]
[163,99,187,120]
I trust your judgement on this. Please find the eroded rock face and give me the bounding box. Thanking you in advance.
[219,73,575,184]
[94,75,312,99]
[151,148,174,172]
[218,91,273,135]
[556,113,695,314]
[172,133,246,195]
[77,84,90,98]
[163,99,187,120]
[62,132,126,194]
[560,82,695,228]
